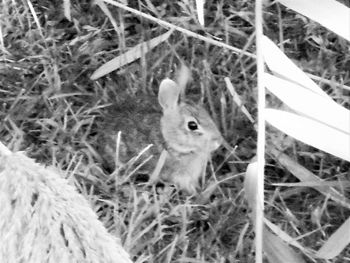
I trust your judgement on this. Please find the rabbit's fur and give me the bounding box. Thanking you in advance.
[101,66,222,193]
[157,69,222,193]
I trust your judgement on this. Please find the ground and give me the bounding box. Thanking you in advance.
[1,0,349,262]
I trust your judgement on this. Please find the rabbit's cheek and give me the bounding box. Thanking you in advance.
[169,142,197,153]
[185,132,205,150]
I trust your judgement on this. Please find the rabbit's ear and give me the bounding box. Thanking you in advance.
[176,64,191,90]
[158,79,181,110]
[176,63,191,90]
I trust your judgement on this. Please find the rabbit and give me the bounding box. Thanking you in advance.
[155,66,223,193]
[97,65,222,194]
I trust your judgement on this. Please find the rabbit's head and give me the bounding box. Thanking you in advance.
[158,72,222,158]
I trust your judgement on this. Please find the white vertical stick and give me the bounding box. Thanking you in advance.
[255,0,265,262]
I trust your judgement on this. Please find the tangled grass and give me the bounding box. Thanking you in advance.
[0,144,132,263]
[0,0,349,262]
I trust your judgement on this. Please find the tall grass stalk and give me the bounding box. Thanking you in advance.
[100,0,254,57]
[254,0,265,262]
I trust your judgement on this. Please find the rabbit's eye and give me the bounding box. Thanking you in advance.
[187,121,198,131]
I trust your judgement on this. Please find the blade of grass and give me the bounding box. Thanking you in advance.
[195,0,205,26]
[277,0,350,41]
[95,0,122,36]
[263,226,307,263]
[273,181,350,189]
[266,109,350,162]
[265,73,350,133]
[101,0,254,58]
[316,216,350,259]
[264,219,313,257]
[244,159,259,218]
[269,147,350,209]
[26,0,44,38]
[91,29,173,80]
[245,160,308,262]
[305,73,350,92]
[224,77,255,124]
[262,36,331,100]
[63,0,71,21]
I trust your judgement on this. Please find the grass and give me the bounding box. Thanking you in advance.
[1,0,349,262]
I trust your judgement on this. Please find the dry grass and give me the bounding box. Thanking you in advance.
[0,148,132,263]
[0,0,349,262]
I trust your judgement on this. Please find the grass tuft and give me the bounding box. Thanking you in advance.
[1,0,349,262]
